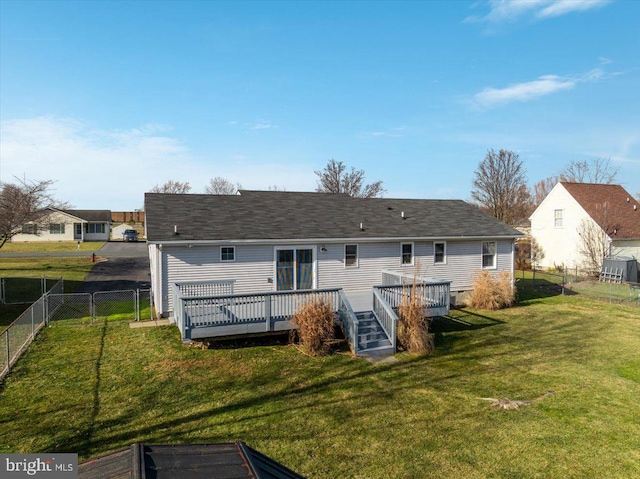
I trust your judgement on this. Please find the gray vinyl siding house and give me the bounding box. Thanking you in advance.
[145,191,522,317]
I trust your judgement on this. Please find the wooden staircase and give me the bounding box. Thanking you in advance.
[355,311,394,356]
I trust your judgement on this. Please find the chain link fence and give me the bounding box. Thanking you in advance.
[2,286,154,382]
[1,276,62,304]
[1,279,63,381]
[47,293,93,324]
[517,268,640,305]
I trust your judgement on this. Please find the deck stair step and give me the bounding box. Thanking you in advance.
[355,311,394,356]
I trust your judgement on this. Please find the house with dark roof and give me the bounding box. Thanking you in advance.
[145,191,521,346]
[529,182,640,269]
[12,208,112,242]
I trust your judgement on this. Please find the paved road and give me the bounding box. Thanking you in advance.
[75,243,150,292]
[0,241,148,258]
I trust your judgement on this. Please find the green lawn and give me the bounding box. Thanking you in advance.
[2,241,105,252]
[1,294,638,478]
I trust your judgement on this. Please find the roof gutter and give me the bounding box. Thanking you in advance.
[147,234,524,246]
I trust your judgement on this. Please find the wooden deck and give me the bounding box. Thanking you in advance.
[171,275,452,355]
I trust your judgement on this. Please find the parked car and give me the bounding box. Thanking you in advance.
[123,229,139,242]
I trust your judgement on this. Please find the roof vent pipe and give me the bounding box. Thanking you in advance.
[635,205,638,211]
[401,211,405,219]
[360,222,364,231]
[174,225,178,235]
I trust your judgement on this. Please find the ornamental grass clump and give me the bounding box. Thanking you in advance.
[468,270,515,310]
[397,281,434,355]
[290,297,336,356]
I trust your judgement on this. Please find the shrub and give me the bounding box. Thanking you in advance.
[397,283,434,355]
[290,297,335,356]
[467,270,515,310]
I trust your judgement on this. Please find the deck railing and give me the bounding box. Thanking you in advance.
[337,290,360,355]
[375,282,450,317]
[175,280,235,297]
[173,287,344,341]
[372,288,397,352]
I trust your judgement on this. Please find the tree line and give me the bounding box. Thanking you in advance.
[471,150,621,226]
[0,154,632,250]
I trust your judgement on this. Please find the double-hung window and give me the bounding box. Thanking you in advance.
[84,223,105,234]
[482,241,497,269]
[22,224,38,234]
[344,244,358,267]
[49,223,65,234]
[554,209,564,228]
[401,243,413,265]
[434,241,446,264]
[220,246,235,262]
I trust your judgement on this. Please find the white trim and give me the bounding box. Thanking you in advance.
[146,234,523,247]
[434,240,447,265]
[481,241,497,270]
[344,243,359,268]
[220,246,236,262]
[553,208,564,228]
[273,245,317,291]
[401,242,414,266]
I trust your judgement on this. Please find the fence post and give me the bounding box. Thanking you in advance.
[44,293,49,326]
[1,278,4,304]
[91,293,95,323]
[135,290,140,321]
[31,306,35,339]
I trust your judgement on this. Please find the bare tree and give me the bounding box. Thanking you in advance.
[471,149,532,225]
[266,185,287,191]
[0,178,67,249]
[532,176,559,206]
[204,177,242,195]
[150,180,191,194]
[315,159,385,198]
[577,202,617,272]
[560,157,620,184]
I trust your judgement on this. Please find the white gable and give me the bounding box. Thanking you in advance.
[530,183,606,269]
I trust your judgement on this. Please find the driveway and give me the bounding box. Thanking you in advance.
[76,242,151,293]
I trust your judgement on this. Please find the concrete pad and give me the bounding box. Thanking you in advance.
[129,319,170,328]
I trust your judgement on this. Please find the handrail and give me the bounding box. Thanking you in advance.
[374,283,450,310]
[337,290,359,355]
[372,288,397,352]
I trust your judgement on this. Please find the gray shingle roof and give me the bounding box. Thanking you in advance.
[145,190,522,242]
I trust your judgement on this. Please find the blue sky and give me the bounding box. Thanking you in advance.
[1,0,638,210]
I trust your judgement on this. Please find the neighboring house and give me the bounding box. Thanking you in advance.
[12,208,112,242]
[145,190,523,318]
[529,182,640,269]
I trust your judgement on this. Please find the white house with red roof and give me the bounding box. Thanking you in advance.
[529,182,640,269]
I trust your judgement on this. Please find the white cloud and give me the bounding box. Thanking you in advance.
[0,117,190,209]
[466,0,612,23]
[0,117,315,209]
[474,75,575,107]
[473,68,610,108]
[360,126,407,138]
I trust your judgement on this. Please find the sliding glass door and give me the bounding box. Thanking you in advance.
[276,248,314,291]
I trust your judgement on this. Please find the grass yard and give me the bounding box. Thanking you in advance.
[0,294,638,478]
[0,257,95,328]
[1,241,105,253]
